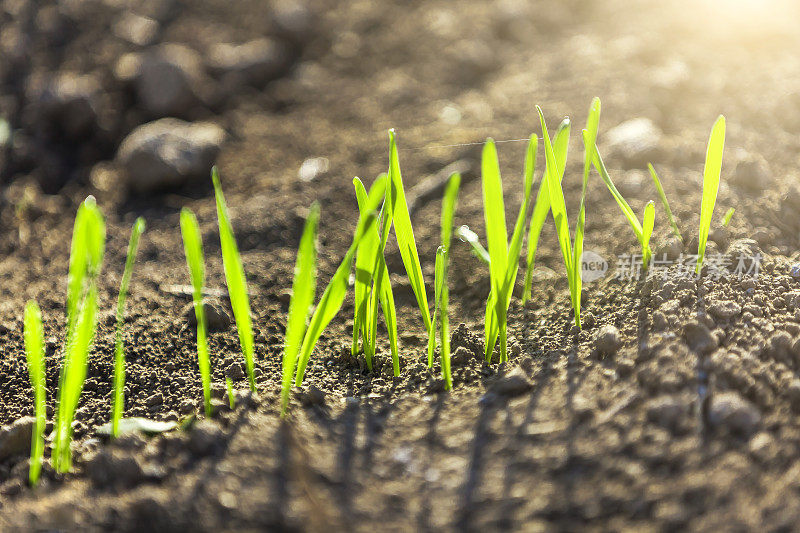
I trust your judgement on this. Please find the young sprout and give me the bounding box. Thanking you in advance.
[352,175,400,374]
[180,208,212,418]
[294,176,386,386]
[53,196,105,473]
[430,173,460,389]
[722,207,735,227]
[648,163,683,242]
[226,377,236,409]
[23,300,45,486]
[280,203,320,417]
[482,134,537,362]
[212,168,256,392]
[111,217,146,439]
[522,118,570,303]
[592,144,655,268]
[388,130,434,366]
[697,115,726,273]
[455,225,490,265]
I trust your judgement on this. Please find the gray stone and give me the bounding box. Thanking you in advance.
[708,392,761,436]
[224,361,245,381]
[595,325,622,355]
[605,118,663,169]
[208,38,292,86]
[490,367,532,397]
[181,298,232,331]
[35,72,100,138]
[117,118,225,193]
[0,417,35,461]
[135,44,207,117]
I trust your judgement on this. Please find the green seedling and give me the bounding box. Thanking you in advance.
[648,163,683,242]
[722,207,735,227]
[697,115,726,273]
[111,217,146,439]
[456,225,490,265]
[294,176,386,386]
[388,131,435,366]
[429,173,460,389]
[226,378,236,409]
[592,145,655,269]
[180,208,212,418]
[23,300,45,486]
[352,175,400,374]
[482,134,537,362]
[53,196,105,473]
[523,118,570,303]
[281,202,320,416]
[212,168,256,392]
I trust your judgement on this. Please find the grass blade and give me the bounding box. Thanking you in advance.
[212,168,256,392]
[648,163,683,242]
[180,208,211,418]
[280,202,320,416]
[294,176,386,385]
[441,173,461,252]
[23,300,45,486]
[112,217,145,438]
[353,177,383,369]
[388,130,433,363]
[722,207,735,226]
[697,115,726,273]
[642,201,655,267]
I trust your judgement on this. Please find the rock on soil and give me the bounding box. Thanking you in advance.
[708,391,761,437]
[683,320,718,354]
[595,324,622,355]
[181,298,232,331]
[207,39,292,87]
[707,300,742,321]
[117,118,225,193]
[132,44,209,117]
[490,367,532,397]
[0,417,34,461]
[731,152,772,192]
[85,448,146,488]
[604,117,663,169]
[646,396,686,432]
[188,420,224,456]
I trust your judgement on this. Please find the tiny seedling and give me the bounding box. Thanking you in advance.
[482,134,537,362]
[352,175,400,374]
[697,115,726,273]
[111,217,145,439]
[456,225,490,265]
[280,202,320,416]
[430,173,460,389]
[722,207,735,227]
[523,117,570,304]
[226,378,236,409]
[388,131,435,366]
[53,196,105,473]
[180,208,212,418]
[648,163,683,242]
[212,168,257,392]
[294,176,386,386]
[23,300,45,486]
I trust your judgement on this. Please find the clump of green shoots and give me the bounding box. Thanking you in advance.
[533,98,600,329]
[23,301,45,486]
[292,177,386,387]
[388,131,435,366]
[523,117,570,304]
[111,217,146,438]
[648,163,683,242]
[212,168,257,392]
[430,173,460,389]
[482,133,538,362]
[352,174,400,375]
[280,202,320,416]
[180,208,212,417]
[53,196,105,473]
[697,115,727,273]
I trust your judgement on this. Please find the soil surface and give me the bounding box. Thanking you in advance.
[3,0,800,530]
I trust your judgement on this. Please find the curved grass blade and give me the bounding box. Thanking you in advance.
[456,225,490,264]
[180,208,211,418]
[523,119,569,303]
[294,176,386,385]
[722,207,735,227]
[23,300,45,486]
[112,217,145,438]
[697,115,726,273]
[353,177,383,370]
[212,168,256,392]
[642,201,655,267]
[388,130,433,362]
[281,202,320,416]
[648,164,682,242]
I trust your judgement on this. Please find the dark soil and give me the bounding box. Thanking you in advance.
[3,0,800,530]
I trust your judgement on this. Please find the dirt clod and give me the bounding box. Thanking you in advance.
[490,367,532,397]
[0,417,34,462]
[181,298,232,331]
[708,391,761,437]
[595,324,622,355]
